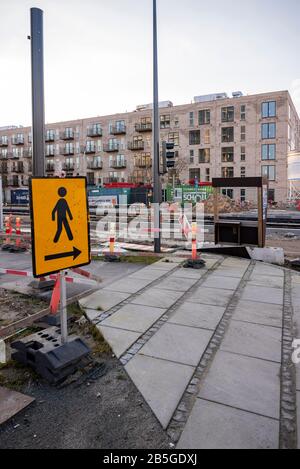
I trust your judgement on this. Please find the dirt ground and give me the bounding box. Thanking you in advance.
[0,302,170,449]
[0,290,46,329]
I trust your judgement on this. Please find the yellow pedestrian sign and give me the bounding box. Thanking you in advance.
[29,177,91,278]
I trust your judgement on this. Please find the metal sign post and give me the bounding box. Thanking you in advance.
[30,7,45,177]
[152,0,161,253]
[59,271,68,344]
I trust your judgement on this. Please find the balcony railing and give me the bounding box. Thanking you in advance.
[0,153,7,160]
[60,131,75,140]
[84,146,97,154]
[7,152,20,159]
[46,150,55,157]
[15,165,24,173]
[87,161,103,170]
[46,165,55,172]
[62,164,75,171]
[0,165,8,174]
[109,159,127,169]
[134,159,152,168]
[24,150,32,158]
[135,123,152,132]
[0,140,8,147]
[61,147,75,156]
[103,143,119,152]
[103,177,126,184]
[87,128,102,138]
[12,136,25,145]
[110,125,126,135]
[8,179,20,187]
[128,141,145,151]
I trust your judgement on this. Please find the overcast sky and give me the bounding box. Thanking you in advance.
[1,0,300,127]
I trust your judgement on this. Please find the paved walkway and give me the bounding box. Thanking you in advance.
[79,254,300,449]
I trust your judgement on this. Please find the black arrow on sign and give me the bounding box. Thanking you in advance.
[44,247,82,262]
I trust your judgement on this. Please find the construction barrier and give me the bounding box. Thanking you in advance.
[0,267,101,286]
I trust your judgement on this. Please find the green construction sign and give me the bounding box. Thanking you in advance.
[166,185,213,205]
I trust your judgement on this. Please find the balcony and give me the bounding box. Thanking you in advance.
[12,136,24,145]
[84,145,97,154]
[9,179,20,187]
[24,149,32,158]
[62,164,75,171]
[0,165,8,174]
[0,140,8,147]
[0,153,7,160]
[134,159,152,168]
[45,133,55,142]
[135,123,152,133]
[128,141,145,151]
[87,127,102,138]
[7,152,20,159]
[61,147,74,156]
[60,130,74,140]
[103,177,126,184]
[103,143,119,152]
[15,165,24,173]
[46,165,55,172]
[109,159,126,169]
[87,160,103,170]
[46,150,55,157]
[110,125,126,135]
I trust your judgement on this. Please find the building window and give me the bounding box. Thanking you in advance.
[198,148,210,164]
[262,144,276,160]
[241,125,246,141]
[240,189,246,202]
[262,165,276,181]
[221,106,234,123]
[262,101,276,118]
[241,146,246,161]
[221,127,234,143]
[189,168,200,181]
[189,130,200,145]
[262,123,276,139]
[222,167,234,178]
[205,168,210,182]
[204,129,210,144]
[222,188,234,199]
[160,115,170,129]
[198,109,210,125]
[0,136,8,145]
[189,112,194,127]
[240,105,246,121]
[241,167,246,178]
[268,189,275,202]
[189,150,194,164]
[222,147,234,162]
[174,116,179,127]
[168,132,179,146]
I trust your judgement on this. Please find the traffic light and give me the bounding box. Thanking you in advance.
[162,141,176,173]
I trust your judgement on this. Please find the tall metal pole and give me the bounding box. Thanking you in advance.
[30,7,45,177]
[152,0,161,253]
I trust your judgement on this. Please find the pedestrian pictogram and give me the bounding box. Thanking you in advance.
[29,177,90,278]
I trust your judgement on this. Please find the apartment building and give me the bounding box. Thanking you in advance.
[0,90,299,204]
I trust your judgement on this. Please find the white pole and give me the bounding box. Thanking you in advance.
[59,271,68,344]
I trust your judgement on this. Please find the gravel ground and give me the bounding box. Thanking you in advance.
[0,289,45,328]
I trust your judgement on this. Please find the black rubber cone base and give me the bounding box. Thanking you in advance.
[183,259,206,270]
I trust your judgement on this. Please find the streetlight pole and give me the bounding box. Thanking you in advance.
[152,0,161,253]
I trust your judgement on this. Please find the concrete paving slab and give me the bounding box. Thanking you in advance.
[188,287,233,307]
[0,387,35,425]
[221,258,250,267]
[125,354,194,429]
[139,323,212,366]
[103,278,151,294]
[97,325,140,358]
[168,302,225,331]
[251,264,284,277]
[100,304,166,333]
[212,266,247,278]
[79,290,131,311]
[157,276,198,292]
[84,308,102,322]
[232,300,282,328]
[240,285,283,305]
[128,268,169,281]
[170,268,207,280]
[292,275,300,285]
[201,275,240,291]
[220,321,282,363]
[198,351,280,419]
[248,275,284,289]
[131,288,183,309]
[177,399,279,449]
[149,262,179,271]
